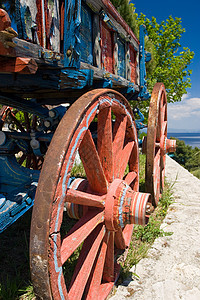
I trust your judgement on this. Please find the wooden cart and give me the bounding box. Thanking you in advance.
[0,1,176,299]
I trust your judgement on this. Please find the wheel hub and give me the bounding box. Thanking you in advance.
[66,178,152,229]
[160,136,176,156]
[104,179,151,231]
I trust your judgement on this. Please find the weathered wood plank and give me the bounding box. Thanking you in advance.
[93,14,101,68]
[101,21,113,73]
[85,0,139,51]
[63,0,81,68]
[0,57,38,74]
[80,3,93,64]
[80,62,139,90]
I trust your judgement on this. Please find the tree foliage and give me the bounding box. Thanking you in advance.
[136,14,194,102]
[111,0,139,37]
[171,138,200,179]
[110,1,194,103]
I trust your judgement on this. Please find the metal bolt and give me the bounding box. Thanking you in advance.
[0,131,6,146]
[44,120,51,128]
[67,49,72,57]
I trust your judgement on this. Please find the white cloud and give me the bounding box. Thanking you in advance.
[167,94,200,130]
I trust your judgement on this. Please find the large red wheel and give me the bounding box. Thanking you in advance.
[145,83,176,206]
[30,89,151,300]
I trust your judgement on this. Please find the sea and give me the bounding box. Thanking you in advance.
[167,133,200,149]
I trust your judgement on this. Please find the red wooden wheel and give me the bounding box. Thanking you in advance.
[30,89,151,300]
[145,83,176,206]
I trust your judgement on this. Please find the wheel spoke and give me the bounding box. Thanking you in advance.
[8,110,25,132]
[24,112,30,132]
[113,114,127,158]
[160,101,166,125]
[68,224,105,300]
[154,148,160,169]
[124,171,137,186]
[113,115,127,178]
[162,120,167,136]
[61,210,104,264]
[97,107,113,182]
[103,231,115,282]
[115,227,126,249]
[79,129,108,194]
[123,224,134,247]
[65,189,105,208]
[154,149,161,198]
[114,140,135,179]
[18,153,27,165]
[85,231,110,298]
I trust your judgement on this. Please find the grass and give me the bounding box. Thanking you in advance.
[191,168,200,179]
[0,211,35,300]
[119,174,174,281]
[0,154,174,299]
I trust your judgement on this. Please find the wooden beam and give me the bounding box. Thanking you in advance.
[0,9,11,31]
[0,57,38,74]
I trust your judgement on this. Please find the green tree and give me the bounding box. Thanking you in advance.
[185,147,200,171]
[137,14,194,102]
[111,0,139,37]
[170,138,200,179]
[172,138,193,166]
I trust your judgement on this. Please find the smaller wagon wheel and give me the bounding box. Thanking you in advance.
[30,89,152,300]
[0,106,44,170]
[144,83,176,206]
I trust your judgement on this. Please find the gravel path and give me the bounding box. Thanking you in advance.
[109,156,200,300]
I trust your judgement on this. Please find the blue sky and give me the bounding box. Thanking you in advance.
[131,0,200,131]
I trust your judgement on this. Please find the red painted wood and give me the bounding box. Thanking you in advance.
[68,224,105,300]
[79,129,108,194]
[86,231,109,299]
[102,0,139,44]
[103,231,114,282]
[0,9,17,56]
[124,171,137,186]
[65,188,105,208]
[30,89,140,300]
[115,140,135,179]
[97,107,113,183]
[60,1,65,45]
[0,9,11,30]
[0,57,38,74]
[35,0,45,47]
[113,114,127,175]
[129,45,137,83]
[101,22,113,73]
[114,227,126,249]
[61,210,104,265]
[122,224,134,248]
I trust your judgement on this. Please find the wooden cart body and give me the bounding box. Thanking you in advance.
[0,2,176,299]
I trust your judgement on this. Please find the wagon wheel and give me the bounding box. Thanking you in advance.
[30,89,151,300]
[0,106,44,170]
[144,83,176,206]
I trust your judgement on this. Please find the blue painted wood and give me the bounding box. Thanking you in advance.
[94,79,113,88]
[117,37,126,78]
[0,182,37,233]
[63,0,81,68]
[15,0,38,42]
[139,25,150,100]
[0,155,39,195]
[80,3,93,64]
[61,68,94,89]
